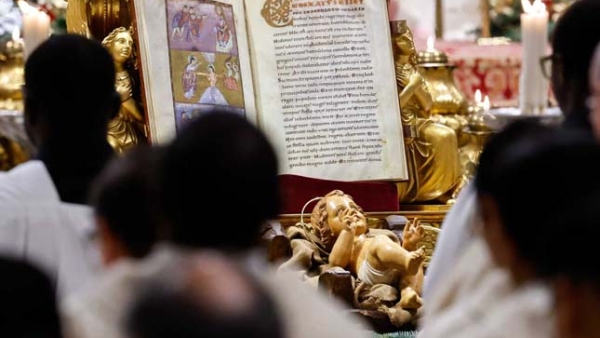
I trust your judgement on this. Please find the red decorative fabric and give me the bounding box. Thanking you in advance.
[279,175,400,214]
[415,40,524,107]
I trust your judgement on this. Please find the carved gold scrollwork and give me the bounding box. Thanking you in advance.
[261,0,293,28]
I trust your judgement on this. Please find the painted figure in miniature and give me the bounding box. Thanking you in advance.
[171,5,189,41]
[392,21,461,203]
[223,56,239,92]
[198,64,228,106]
[102,27,147,153]
[183,55,200,99]
[214,5,233,53]
[311,190,426,286]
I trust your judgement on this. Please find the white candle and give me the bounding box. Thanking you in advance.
[519,0,548,115]
[427,35,436,51]
[475,89,482,106]
[18,1,51,61]
[483,95,491,112]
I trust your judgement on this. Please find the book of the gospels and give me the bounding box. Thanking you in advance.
[133,0,408,181]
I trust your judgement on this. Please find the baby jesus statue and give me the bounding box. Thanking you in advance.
[309,190,427,320]
[312,190,426,282]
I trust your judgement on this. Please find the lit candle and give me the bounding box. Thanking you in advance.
[6,28,24,55]
[18,0,51,61]
[483,95,491,112]
[475,89,482,107]
[519,0,548,115]
[427,36,436,52]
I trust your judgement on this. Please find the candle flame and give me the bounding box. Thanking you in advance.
[11,27,20,41]
[427,36,435,51]
[521,0,546,14]
[17,0,38,14]
[475,89,482,104]
[483,96,491,111]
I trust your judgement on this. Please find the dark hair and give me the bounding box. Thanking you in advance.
[127,264,284,338]
[552,0,600,127]
[475,120,600,281]
[0,257,62,338]
[158,110,280,250]
[90,146,161,258]
[24,34,118,136]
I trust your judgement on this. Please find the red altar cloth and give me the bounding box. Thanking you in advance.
[279,175,400,214]
[415,40,525,107]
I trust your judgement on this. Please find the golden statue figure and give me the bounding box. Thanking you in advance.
[102,27,146,153]
[392,21,461,203]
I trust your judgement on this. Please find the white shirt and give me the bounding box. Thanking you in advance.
[62,245,371,338]
[0,161,100,299]
[424,182,479,300]
[419,237,555,338]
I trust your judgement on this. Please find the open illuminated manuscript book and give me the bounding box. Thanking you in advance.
[133,0,407,181]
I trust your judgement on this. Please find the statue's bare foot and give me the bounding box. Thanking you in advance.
[399,288,423,310]
[406,247,426,275]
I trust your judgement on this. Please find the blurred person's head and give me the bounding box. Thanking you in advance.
[127,253,284,338]
[90,146,161,265]
[547,190,600,338]
[475,120,600,285]
[23,34,119,149]
[588,43,600,139]
[550,0,600,129]
[158,111,280,251]
[0,257,62,338]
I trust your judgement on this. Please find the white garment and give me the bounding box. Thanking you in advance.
[419,237,555,338]
[62,245,371,338]
[358,259,397,285]
[62,247,181,338]
[423,181,478,300]
[0,161,99,299]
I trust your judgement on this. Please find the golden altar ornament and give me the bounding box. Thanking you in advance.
[0,30,24,111]
[417,39,469,117]
[66,0,132,39]
[391,21,462,204]
[461,109,496,179]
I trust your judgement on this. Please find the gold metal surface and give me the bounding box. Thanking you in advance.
[417,46,468,116]
[391,21,462,204]
[0,39,24,106]
[67,0,132,39]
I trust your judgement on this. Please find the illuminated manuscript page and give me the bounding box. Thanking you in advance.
[245,0,407,181]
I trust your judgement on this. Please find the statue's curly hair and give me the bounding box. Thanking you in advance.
[310,190,363,250]
[101,26,138,70]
